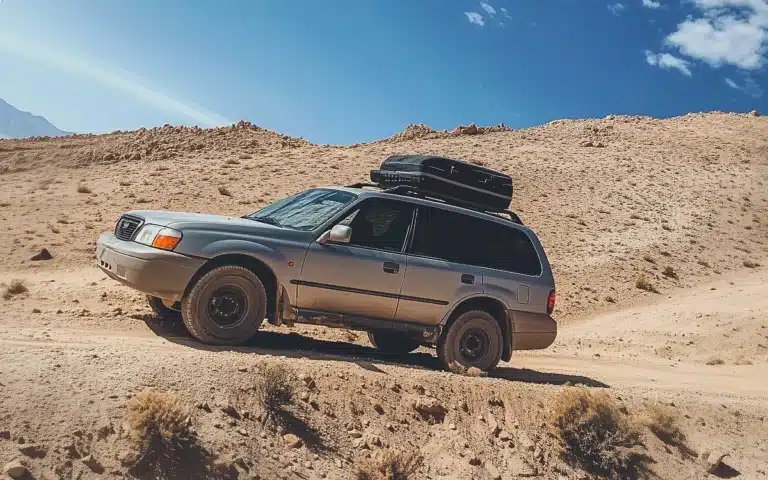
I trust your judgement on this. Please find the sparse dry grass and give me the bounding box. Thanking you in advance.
[706,356,725,366]
[77,183,92,194]
[2,279,28,300]
[257,363,296,423]
[643,405,686,447]
[126,390,210,479]
[635,275,658,293]
[356,449,424,480]
[549,386,649,479]
[662,266,678,279]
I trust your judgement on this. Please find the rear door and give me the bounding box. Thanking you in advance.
[394,206,484,326]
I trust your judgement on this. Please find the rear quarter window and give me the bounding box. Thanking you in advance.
[411,206,542,276]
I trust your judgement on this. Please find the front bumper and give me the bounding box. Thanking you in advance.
[95,233,206,301]
[510,311,557,351]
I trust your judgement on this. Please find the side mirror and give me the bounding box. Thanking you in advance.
[318,225,352,244]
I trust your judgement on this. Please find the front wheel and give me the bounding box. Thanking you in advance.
[181,265,267,345]
[367,331,421,354]
[437,310,503,372]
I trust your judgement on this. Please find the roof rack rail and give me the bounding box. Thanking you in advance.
[345,182,523,225]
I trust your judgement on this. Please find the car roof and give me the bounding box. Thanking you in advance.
[321,186,530,232]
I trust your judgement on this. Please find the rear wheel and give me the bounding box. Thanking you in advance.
[146,295,181,320]
[181,265,267,345]
[367,331,421,354]
[437,310,503,372]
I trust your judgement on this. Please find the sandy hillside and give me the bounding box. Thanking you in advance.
[1,112,767,479]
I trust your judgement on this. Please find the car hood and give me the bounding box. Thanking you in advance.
[124,209,306,237]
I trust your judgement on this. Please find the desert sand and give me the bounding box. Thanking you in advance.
[0,112,766,479]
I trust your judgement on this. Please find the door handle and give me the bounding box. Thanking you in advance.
[461,274,475,285]
[383,262,400,274]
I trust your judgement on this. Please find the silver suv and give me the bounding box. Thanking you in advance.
[96,185,557,371]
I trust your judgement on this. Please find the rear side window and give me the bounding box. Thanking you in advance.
[411,207,541,276]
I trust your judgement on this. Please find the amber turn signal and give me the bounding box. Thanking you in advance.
[152,234,182,250]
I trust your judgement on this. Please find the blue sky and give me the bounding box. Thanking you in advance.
[0,0,766,144]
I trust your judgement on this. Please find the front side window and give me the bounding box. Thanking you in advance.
[335,198,415,252]
[247,189,357,231]
[411,207,542,276]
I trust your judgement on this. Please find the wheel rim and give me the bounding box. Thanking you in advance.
[206,285,248,328]
[459,327,490,364]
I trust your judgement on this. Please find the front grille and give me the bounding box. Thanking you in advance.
[114,215,143,241]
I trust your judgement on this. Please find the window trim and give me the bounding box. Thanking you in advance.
[316,196,419,255]
[407,204,544,277]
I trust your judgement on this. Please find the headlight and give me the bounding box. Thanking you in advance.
[134,224,182,250]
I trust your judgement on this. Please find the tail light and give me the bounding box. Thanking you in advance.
[547,290,556,315]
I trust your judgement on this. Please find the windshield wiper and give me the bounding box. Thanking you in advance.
[247,216,282,227]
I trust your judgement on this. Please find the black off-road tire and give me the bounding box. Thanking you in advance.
[146,295,181,320]
[367,330,421,354]
[437,310,503,372]
[181,265,267,345]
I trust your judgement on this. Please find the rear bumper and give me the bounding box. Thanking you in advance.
[510,311,557,350]
[95,233,206,301]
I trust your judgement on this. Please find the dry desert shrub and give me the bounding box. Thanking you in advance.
[126,390,211,479]
[743,260,760,268]
[706,356,725,366]
[549,386,649,479]
[257,363,296,424]
[356,449,424,480]
[635,275,658,293]
[77,183,92,194]
[2,279,28,300]
[662,266,678,279]
[643,405,686,447]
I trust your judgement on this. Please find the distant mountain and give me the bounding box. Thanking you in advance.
[0,98,69,138]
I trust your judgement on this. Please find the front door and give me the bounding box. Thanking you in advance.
[296,197,416,320]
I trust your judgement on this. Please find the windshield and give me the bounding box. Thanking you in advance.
[247,189,357,231]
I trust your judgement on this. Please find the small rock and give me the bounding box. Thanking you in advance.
[0,431,9,440]
[485,461,502,480]
[372,402,384,415]
[283,434,302,448]
[460,402,469,412]
[117,450,137,466]
[386,423,394,432]
[19,444,47,458]
[301,374,316,390]
[468,455,481,466]
[238,366,248,372]
[238,429,249,437]
[198,401,212,412]
[3,460,27,479]
[32,308,42,314]
[518,431,535,452]
[221,404,241,419]
[31,248,53,261]
[499,430,510,441]
[705,450,729,473]
[413,385,425,395]
[508,453,537,477]
[485,412,501,436]
[300,392,310,402]
[348,429,363,438]
[412,396,446,422]
[449,423,457,430]
[56,309,63,314]
[81,454,104,473]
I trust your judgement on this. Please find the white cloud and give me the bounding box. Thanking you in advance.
[480,2,496,15]
[644,50,694,76]
[0,33,231,127]
[642,0,662,8]
[724,76,764,96]
[664,0,768,70]
[464,11,485,26]
[608,3,626,15]
[500,7,512,19]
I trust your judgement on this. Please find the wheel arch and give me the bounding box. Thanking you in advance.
[441,295,513,362]
[184,253,278,318]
